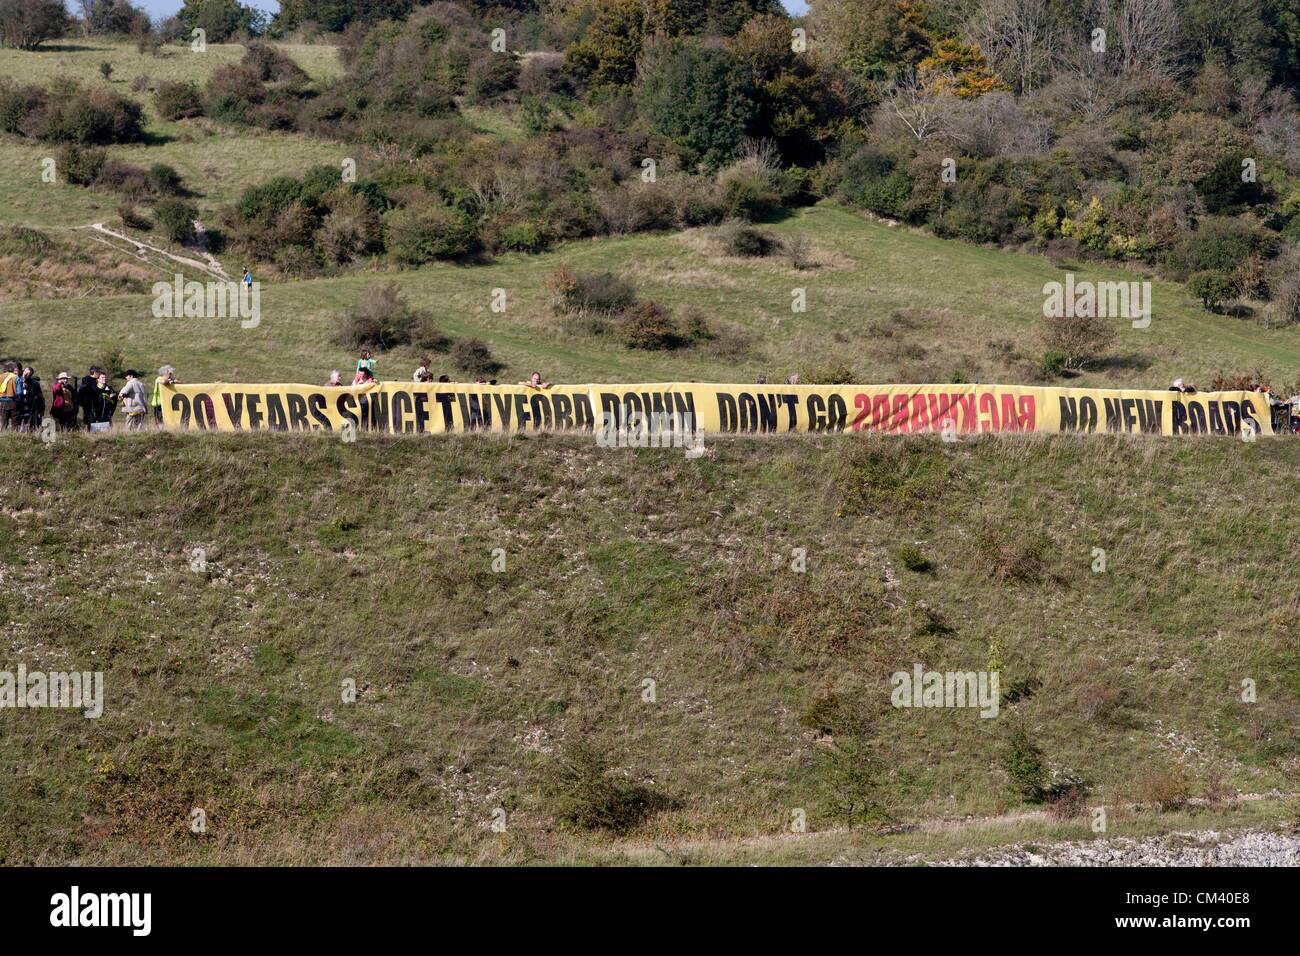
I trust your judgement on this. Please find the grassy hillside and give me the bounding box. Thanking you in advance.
[0,430,1296,864]
[0,39,344,233]
[5,202,1300,390]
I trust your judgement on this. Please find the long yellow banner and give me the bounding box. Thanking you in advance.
[160,382,1273,438]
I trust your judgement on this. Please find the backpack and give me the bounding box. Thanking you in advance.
[51,383,69,411]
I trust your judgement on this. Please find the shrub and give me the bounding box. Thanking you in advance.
[1039,349,1067,378]
[117,202,151,231]
[803,362,855,385]
[817,739,889,830]
[1133,767,1192,812]
[451,338,505,378]
[0,81,44,133]
[57,144,106,185]
[24,83,144,144]
[617,301,683,350]
[333,282,445,352]
[154,80,204,120]
[1168,218,1279,275]
[1188,270,1235,312]
[720,169,781,220]
[839,146,911,218]
[782,232,815,269]
[384,205,479,264]
[1002,727,1047,803]
[548,266,636,316]
[1038,311,1115,371]
[546,741,674,834]
[145,163,185,197]
[129,75,151,93]
[897,543,932,573]
[153,198,198,243]
[974,522,1048,584]
[99,62,113,82]
[718,219,776,256]
[1044,778,1090,820]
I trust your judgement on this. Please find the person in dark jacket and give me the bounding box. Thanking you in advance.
[18,367,43,431]
[78,366,103,429]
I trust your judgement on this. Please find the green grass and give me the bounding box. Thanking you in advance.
[5,202,1300,390]
[0,430,1296,864]
[0,39,344,234]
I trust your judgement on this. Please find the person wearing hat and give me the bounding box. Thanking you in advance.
[119,369,148,431]
[50,371,78,430]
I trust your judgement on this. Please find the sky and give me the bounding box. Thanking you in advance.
[111,0,810,23]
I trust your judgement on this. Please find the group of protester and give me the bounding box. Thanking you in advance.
[0,362,176,433]
[323,351,551,390]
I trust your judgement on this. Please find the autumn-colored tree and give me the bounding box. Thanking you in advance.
[809,0,931,84]
[917,39,1008,98]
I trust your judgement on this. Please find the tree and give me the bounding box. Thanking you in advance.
[177,0,263,43]
[1188,270,1236,312]
[564,0,685,90]
[809,0,931,84]
[273,0,414,35]
[637,40,755,169]
[0,0,72,50]
[1114,0,1180,77]
[818,739,889,830]
[966,0,1057,93]
[918,38,1008,99]
[82,0,151,36]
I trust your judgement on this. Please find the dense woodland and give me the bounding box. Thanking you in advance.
[3,0,1300,322]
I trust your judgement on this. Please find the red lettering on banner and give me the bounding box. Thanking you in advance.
[979,393,1000,432]
[891,394,910,433]
[910,394,930,432]
[852,394,869,431]
[952,393,976,432]
[1018,395,1036,430]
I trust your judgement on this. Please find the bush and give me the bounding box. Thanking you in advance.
[1188,270,1235,312]
[384,205,479,264]
[24,82,144,144]
[145,162,185,197]
[817,739,889,830]
[803,362,855,385]
[897,543,932,573]
[546,741,674,834]
[129,75,151,93]
[153,198,198,243]
[154,80,204,120]
[548,266,636,316]
[1044,778,1090,820]
[1038,311,1115,371]
[1133,767,1192,812]
[1003,727,1047,803]
[451,338,505,378]
[718,219,776,256]
[333,282,446,352]
[1168,218,1279,275]
[0,81,43,133]
[1039,349,1067,378]
[57,144,106,185]
[839,146,912,218]
[117,202,151,230]
[617,301,684,350]
[974,522,1048,584]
